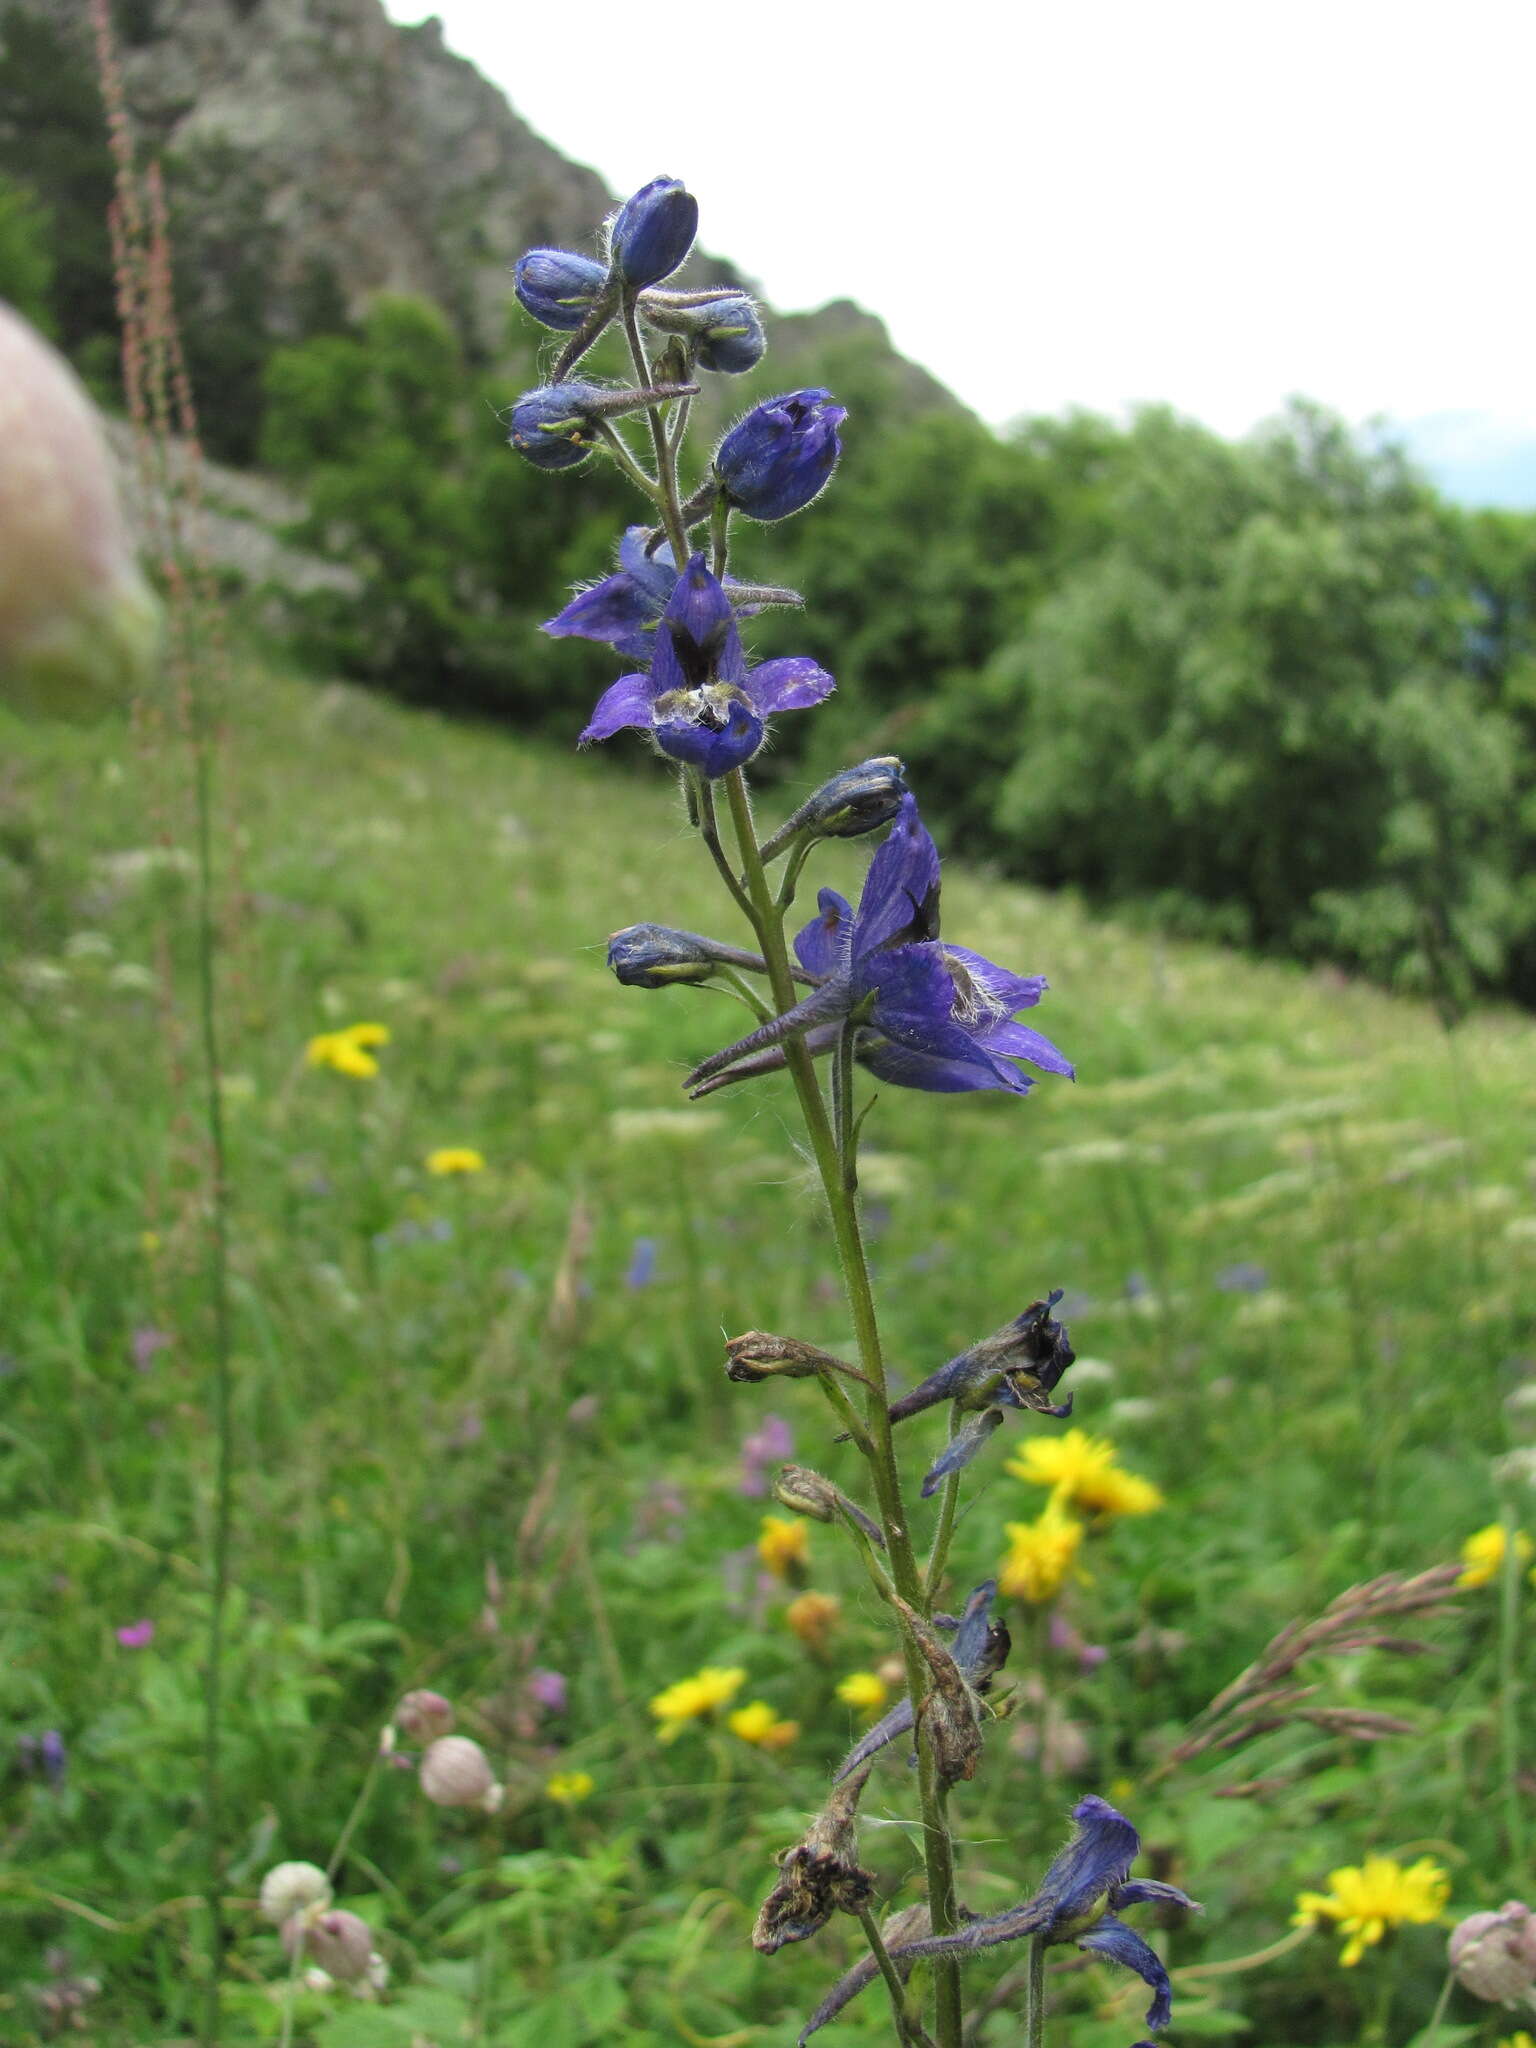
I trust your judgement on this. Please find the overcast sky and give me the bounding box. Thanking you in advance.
[382,0,1536,496]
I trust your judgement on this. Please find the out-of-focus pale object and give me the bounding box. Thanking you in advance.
[0,301,160,715]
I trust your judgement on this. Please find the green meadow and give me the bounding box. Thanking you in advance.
[3,657,1535,2045]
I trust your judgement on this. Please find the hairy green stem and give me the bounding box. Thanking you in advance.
[857,1902,932,2048]
[719,766,964,2048]
[923,1409,963,1605]
[1023,1933,1047,2048]
[620,295,689,563]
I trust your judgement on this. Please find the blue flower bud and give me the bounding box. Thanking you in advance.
[607,925,720,988]
[714,389,847,520]
[513,248,610,331]
[642,290,766,374]
[509,378,699,471]
[761,758,909,860]
[609,177,698,289]
[508,382,605,470]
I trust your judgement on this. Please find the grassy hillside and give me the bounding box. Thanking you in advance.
[2,656,1534,2045]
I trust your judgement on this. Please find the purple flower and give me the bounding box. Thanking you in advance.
[803,1795,1197,2044]
[608,176,698,289]
[508,382,608,471]
[115,1619,154,1648]
[17,1730,67,1785]
[689,793,1072,1097]
[545,528,794,667]
[1215,1260,1269,1293]
[625,1237,658,1289]
[527,1668,568,1714]
[578,554,833,778]
[131,1325,171,1372]
[514,248,610,331]
[739,1413,794,1496]
[715,389,846,521]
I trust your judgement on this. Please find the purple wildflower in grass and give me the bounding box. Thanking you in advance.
[804,1795,1196,2044]
[740,1413,794,1496]
[625,1237,658,1289]
[578,554,832,778]
[1215,1260,1269,1293]
[17,1731,67,1785]
[115,1619,154,1648]
[688,793,1073,1098]
[130,1325,171,1372]
[527,1668,568,1715]
[715,389,847,521]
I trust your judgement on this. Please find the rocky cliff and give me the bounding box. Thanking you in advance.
[13,0,956,409]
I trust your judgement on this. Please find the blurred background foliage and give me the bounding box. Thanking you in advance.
[3,0,1536,1012]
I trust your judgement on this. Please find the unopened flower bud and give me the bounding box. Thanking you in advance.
[0,303,160,716]
[608,176,698,289]
[785,1589,841,1650]
[1449,1902,1536,2004]
[509,379,700,471]
[773,1463,887,1547]
[419,1734,502,1811]
[283,1907,375,1983]
[394,1689,454,1742]
[715,388,846,521]
[725,1330,857,1383]
[642,289,765,374]
[259,1860,332,1924]
[760,758,908,860]
[608,925,723,989]
[513,248,610,331]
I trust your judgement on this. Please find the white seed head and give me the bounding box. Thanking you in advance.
[259,1861,332,1925]
[419,1734,500,1810]
[1449,1903,1536,2004]
[283,1907,375,1983]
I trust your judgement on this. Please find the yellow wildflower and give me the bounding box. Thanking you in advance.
[836,1671,888,1717]
[1005,1427,1163,1518]
[1459,1522,1534,1589]
[757,1514,811,1580]
[545,1770,594,1806]
[1498,2034,1536,2048]
[785,1590,841,1651]
[305,1021,392,1079]
[1293,1855,1451,1966]
[426,1147,486,1176]
[728,1701,800,1751]
[999,1503,1088,1604]
[649,1665,746,1742]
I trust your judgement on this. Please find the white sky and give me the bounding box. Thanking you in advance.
[383,0,1536,450]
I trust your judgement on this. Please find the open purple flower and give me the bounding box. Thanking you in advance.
[687,793,1073,1096]
[802,1794,1197,2044]
[544,527,792,668]
[578,554,833,778]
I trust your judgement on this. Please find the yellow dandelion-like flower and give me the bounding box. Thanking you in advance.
[648,1665,747,1742]
[727,1701,800,1751]
[305,1021,392,1079]
[1498,2033,1536,2048]
[757,1514,811,1580]
[836,1671,888,1717]
[1293,1855,1451,1966]
[999,1504,1089,1604]
[1005,1427,1163,1518]
[785,1590,841,1650]
[426,1147,486,1176]
[1459,1522,1534,1589]
[545,1770,594,1806]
